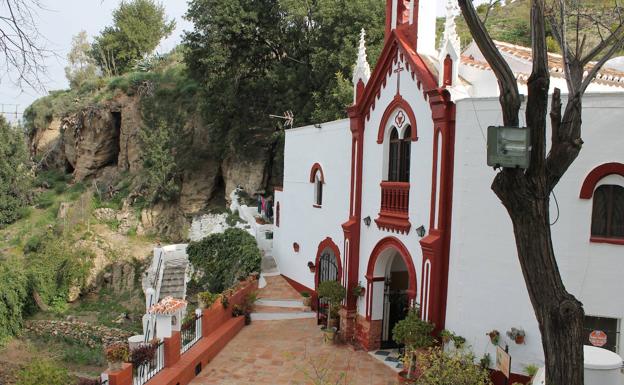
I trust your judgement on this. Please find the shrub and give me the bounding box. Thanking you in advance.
[130,342,158,367]
[393,307,435,379]
[187,228,261,293]
[105,342,129,363]
[417,347,493,385]
[17,359,72,385]
[0,260,28,344]
[197,291,219,308]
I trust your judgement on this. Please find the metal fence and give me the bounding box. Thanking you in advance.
[181,311,203,353]
[132,340,165,385]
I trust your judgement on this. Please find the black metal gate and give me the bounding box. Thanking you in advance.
[381,279,409,348]
[317,250,338,325]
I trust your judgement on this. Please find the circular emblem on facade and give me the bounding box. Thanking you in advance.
[589,330,608,347]
[394,110,406,128]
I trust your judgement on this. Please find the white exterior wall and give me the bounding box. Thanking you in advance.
[356,52,437,319]
[447,93,624,373]
[273,119,352,290]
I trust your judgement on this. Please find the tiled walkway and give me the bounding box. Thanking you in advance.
[190,275,397,385]
[190,318,397,385]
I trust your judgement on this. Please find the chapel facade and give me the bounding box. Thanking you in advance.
[273,0,624,382]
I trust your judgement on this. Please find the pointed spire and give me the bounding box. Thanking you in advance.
[441,0,460,55]
[353,28,371,89]
[438,0,461,87]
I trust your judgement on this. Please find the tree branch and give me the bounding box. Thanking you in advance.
[459,0,521,126]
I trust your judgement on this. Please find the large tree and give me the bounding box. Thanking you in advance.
[65,31,98,89]
[183,0,386,140]
[91,0,175,75]
[457,0,624,384]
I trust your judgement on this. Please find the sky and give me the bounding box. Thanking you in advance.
[0,1,463,121]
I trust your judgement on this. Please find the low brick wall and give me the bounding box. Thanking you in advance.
[106,277,259,385]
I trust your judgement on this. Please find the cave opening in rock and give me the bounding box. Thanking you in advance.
[110,111,122,166]
[207,171,226,209]
[65,160,75,174]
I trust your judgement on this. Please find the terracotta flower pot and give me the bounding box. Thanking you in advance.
[515,335,525,344]
[322,327,336,345]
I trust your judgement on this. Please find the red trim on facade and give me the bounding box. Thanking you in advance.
[384,0,392,41]
[376,181,411,234]
[314,237,343,290]
[281,274,314,295]
[443,55,453,86]
[313,204,322,209]
[377,95,419,143]
[579,162,624,199]
[309,163,325,183]
[274,186,283,192]
[590,236,624,245]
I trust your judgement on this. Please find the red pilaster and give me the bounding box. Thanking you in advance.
[385,0,393,41]
[107,363,132,385]
[164,331,181,368]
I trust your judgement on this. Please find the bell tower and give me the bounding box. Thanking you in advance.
[385,0,437,55]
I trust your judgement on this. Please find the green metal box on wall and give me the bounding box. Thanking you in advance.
[487,126,531,169]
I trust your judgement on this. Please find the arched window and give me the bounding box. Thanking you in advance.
[591,185,624,239]
[388,126,411,182]
[314,170,323,206]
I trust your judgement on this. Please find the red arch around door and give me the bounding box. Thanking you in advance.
[365,236,418,319]
[314,237,343,289]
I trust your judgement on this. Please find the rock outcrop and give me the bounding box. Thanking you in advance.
[28,92,282,240]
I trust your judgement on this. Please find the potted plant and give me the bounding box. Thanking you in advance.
[317,281,345,343]
[524,363,539,379]
[351,282,365,297]
[105,342,129,371]
[507,327,526,344]
[317,280,346,329]
[307,261,315,272]
[479,353,492,369]
[392,307,435,383]
[301,291,312,307]
[487,329,500,345]
[452,334,466,349]
[241,291,257,325]
[439,329,454,345]
[130,341,158,369]
[197,291,218,309]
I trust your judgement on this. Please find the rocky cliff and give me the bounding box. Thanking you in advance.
[28,90,282,241]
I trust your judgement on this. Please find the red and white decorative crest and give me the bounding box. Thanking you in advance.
[394,110,406,128]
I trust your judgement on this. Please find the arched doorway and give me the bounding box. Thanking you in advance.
[315,238,342,325]
[381,253,410,347]
[363,237,417,350]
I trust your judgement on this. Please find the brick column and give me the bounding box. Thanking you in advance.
[164,331,181,368]
[339,308,357,343]
[106,363,132,385]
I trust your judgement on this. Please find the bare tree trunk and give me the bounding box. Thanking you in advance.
[457,1,592,384]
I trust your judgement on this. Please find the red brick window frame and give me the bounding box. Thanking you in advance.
[580,163,624,245]
[310,163,325,208]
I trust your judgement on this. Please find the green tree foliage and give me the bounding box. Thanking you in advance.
[138,118,181,203]
[187,228,261,293]
[0,117,33,227]
[91,0,175,75]
[183,0,385,155]
[65,31,99,89]
[17,359,72,385]
[0,259,27,344]
[24,235,94,311]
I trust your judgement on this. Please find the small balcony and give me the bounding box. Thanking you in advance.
[375,181,411,234]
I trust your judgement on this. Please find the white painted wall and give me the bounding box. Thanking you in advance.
[447,93,624,373]
[272,119,352,290]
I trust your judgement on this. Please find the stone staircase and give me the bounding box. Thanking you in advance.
[251,275,316,321]
[158,259,188,300]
